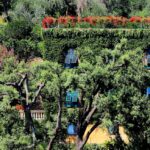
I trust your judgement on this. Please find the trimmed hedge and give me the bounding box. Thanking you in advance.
[41,28,150,62]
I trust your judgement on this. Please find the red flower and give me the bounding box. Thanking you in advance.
[129,16,142,23]
[83,16,97,25]
[58,16,68,25]
[67,16,76,22]
[16,104,24,110]
[42,16,55,28]
[83,17,90,23]
[66,16,77,26]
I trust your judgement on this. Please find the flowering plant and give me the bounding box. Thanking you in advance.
[129,16,142,23]
[42,16,150,28]
[16,104,24,110]
[42,16,55,29]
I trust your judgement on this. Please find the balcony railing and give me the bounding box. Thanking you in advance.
[19,110,45,120]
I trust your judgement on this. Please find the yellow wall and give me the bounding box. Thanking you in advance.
[84,125,112,144]
[66,125,129,145]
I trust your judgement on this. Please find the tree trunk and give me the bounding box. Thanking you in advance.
[76,136,84,150]
[47,88,62,150]
[47,135,57,150]
[24,108,36,145]
[77,0,87,16]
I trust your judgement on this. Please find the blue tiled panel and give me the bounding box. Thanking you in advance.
[65,91,79,107]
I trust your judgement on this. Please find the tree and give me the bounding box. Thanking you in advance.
[1,37,150,150]
[77,0,107,17]
[9,0,67,22]
[0,56,67,149]
[0,57,33,149]
[130,0,150,16]
[1,19,39,61]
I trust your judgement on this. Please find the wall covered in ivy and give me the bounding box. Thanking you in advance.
[41,29,150,62]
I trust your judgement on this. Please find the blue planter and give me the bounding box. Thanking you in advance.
[67,124,77,135]
[147,87,150,96]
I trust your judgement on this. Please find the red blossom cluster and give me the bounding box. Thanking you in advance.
[129,16,143,22]
[16,104,24,110]
[83,16,98,25]
[42,16,150,28]
[42,16,55,28]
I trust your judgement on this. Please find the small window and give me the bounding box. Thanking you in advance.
[65,91,79,107]
[146,87,150,96]
[144,49,150,69]
[64,49,78,68]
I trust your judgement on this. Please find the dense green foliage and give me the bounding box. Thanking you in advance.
[8,0,150,17]
[0,0,150,150]
[1,0,150,21]
[0,27,150,150]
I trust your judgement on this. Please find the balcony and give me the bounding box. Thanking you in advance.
[19,110,45,120]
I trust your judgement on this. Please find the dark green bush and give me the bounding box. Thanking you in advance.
[0,20,40,61]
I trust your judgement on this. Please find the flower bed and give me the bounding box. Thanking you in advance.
[42,16,150,29]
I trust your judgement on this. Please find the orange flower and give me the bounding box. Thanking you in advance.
[144,17,150,23]
[16,104,24,110]
[107,16,114,22]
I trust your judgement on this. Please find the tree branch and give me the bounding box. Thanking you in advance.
[77,106,97,139]
[80,92,99,125]
[1,74,27,97]
[83,106,97,126]
[32,82,45,103]
[47,88,62,150]
[5,82,18,87]
[24,77,29,105]
[18,73,27,87]
[78,88,85,107]
[81,121,101,148]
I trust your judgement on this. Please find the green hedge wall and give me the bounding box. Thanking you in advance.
[41,28,150,62]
